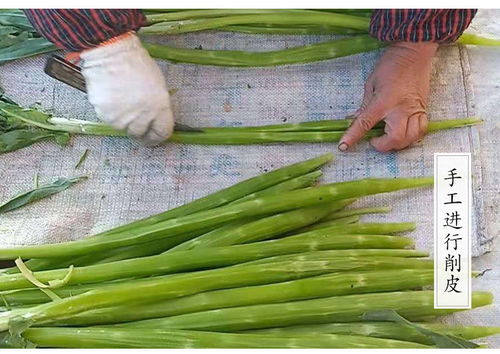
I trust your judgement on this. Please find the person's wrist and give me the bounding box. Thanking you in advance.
[389,41,439,61]
[80,32,142,63]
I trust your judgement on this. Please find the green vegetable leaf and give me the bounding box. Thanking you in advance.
[0,101,55,128]
[0,176,87,214]
[0,26,21,36]
[0,10,57,64]
[362,309,479,348]
[0,99,71,153]
[0,129,70,154]
[0,9,35,31]
[0,31,29,49]
[74,149,90,170]
[54,132,71,146]
[0,114,25,132]
[0,37,57,65]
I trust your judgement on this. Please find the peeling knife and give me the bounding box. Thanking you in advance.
[44,55,201,132]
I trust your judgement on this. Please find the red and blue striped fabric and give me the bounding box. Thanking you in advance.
[23,9,477,52]
[23,9,146,52]
[370,9,477,43]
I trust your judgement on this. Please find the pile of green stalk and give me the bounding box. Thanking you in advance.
[139,9,500,67]
[1,9,499,67]
[0,154,498,348]
[0,96,482,154]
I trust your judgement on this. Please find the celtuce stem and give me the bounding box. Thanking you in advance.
[0,177,432,259]
[169,200,353,251]
[56,269,434,326]
[0,231,418,290]
[119,291,493,331]
[140,12,371,35]
[2,257,433,329]
[143,35,385,67]
[7,155,330,273]
[19,328,430,348]
[245,323,500,345]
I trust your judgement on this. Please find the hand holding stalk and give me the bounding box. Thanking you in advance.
[339,42,438,152]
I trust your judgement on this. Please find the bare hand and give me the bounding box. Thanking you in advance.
[339,41,438,152]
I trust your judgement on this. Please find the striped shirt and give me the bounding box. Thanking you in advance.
[24,9,477,52]
[370,9,477,42]
[23,9,146,52]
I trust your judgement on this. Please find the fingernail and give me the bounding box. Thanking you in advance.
[338,142,349,152]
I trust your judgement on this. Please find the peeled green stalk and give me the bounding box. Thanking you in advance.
[426,117,483,132]
[12,231,207,274]
[297,219,413,234]
[246,323,500,345]
[17,328,429,349]
[140,12,370,35]
[10,168,325,274]
[1,257,433,329]
[59,269,434,326]
[0,285,92,306]
[457,33,500,46]
[64,153,336,238]
[317,215,360,225]
[0,278,153,307]
[294,208,391,233]
[141,33,497,68]
[0,249,428,307]
[19,179,317,271]
[70,117,482,139]
[170,118,481,144]
[18,226,416,290]
[298,221,416,237]
[169,200,353,251]
[0,176,432,259]
[323,206,392,221]
[145,9,310,23]
[0,153,333,267]
[0,232,415,291]
[4,101,481,143]
[144,35,385,67]
[243,249,429,266]
[140,23,496,67]
[0,274,178,307]
[202,118,361,133]
[123,291,494,331]
[229,170,322,204]
[10,102,478,137]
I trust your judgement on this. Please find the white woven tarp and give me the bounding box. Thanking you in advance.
[0,10,499,347]
[0,31,486,253]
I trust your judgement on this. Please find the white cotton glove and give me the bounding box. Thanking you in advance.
[80,33,174,145]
